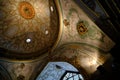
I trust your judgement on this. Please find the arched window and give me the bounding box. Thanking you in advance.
[36,62,84,80]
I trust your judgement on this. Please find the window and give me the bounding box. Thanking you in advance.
[61,71,84,80]
[36,62,84,80]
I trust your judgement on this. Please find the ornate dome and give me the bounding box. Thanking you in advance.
[0,0,59,59]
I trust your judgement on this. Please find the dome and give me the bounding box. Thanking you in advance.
[0,0,59,59]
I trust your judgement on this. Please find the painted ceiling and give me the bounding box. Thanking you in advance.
[0,0,117,80]
[0,0,59,59]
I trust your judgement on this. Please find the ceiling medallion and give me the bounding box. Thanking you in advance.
[18,1,35,19]
[77,21,88,35]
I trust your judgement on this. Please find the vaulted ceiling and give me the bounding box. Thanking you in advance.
[0,0,59,59]
[0,0,120,80]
